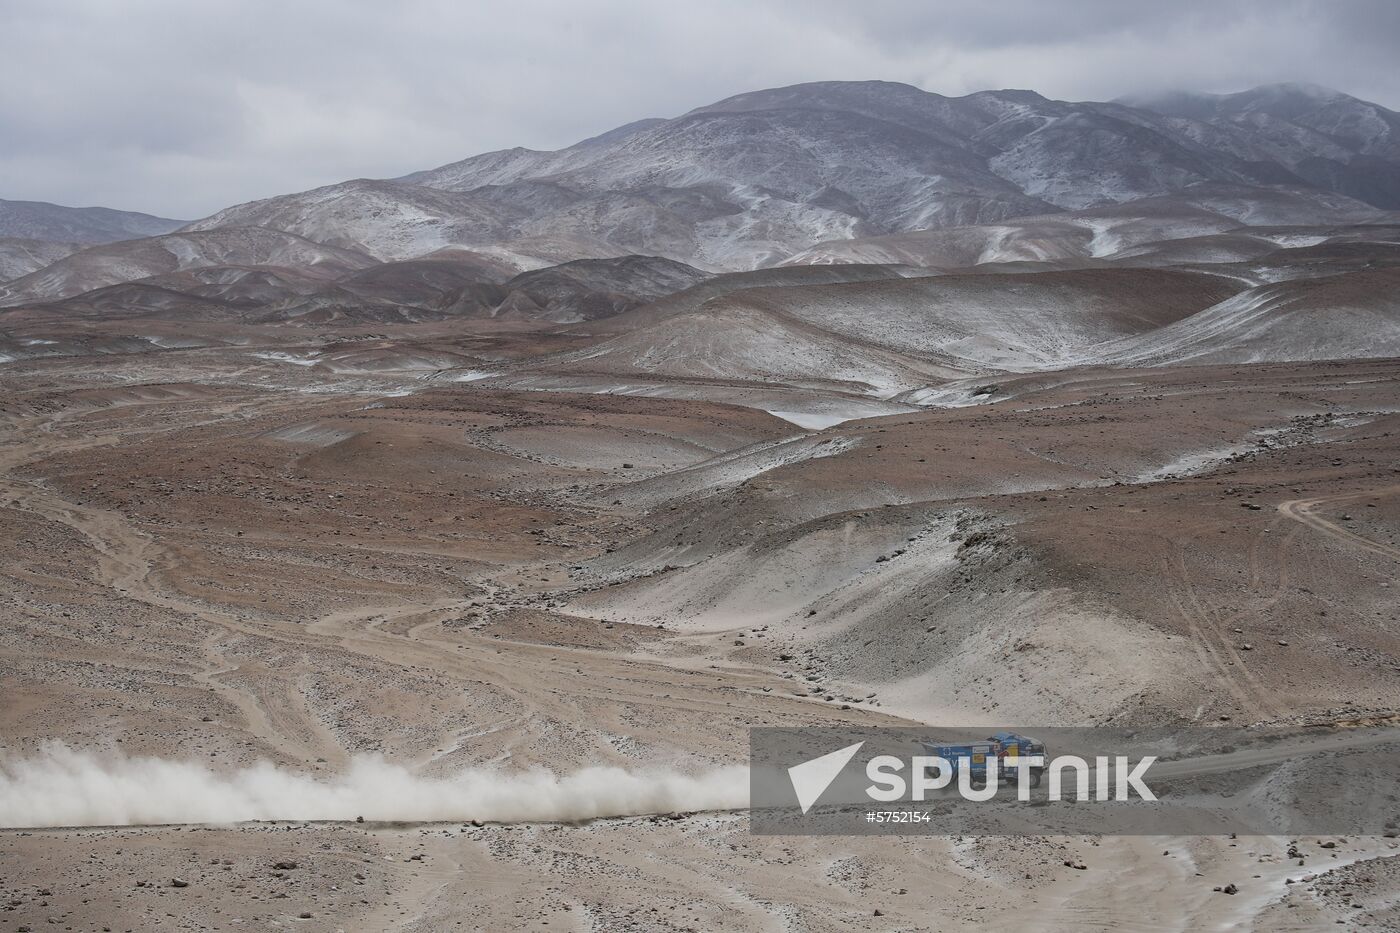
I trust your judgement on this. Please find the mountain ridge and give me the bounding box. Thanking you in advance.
[178,81,1400,272]
[0,197,185,245]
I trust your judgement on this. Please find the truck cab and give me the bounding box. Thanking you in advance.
[923,731,1047,788]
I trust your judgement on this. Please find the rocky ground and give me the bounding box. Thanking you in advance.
[1,323,1398,930]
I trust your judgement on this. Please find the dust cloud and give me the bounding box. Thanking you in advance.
[0,744,750,828]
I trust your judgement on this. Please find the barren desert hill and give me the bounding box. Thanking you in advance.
[498,254,711,322]
[245,255,710,326]
[1091,266,1400,365]
[538,267,1244,388]
[573,262,919,337]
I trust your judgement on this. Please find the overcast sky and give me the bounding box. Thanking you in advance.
[3,0,1397,219]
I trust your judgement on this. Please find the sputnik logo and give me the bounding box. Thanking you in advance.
[787,741,864,813]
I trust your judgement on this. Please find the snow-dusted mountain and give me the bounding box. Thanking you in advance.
[1126,84,1400,209]
[783,183,1386,268]
[181,81,1400,272]
[0,198,184,245]
[0,237,81,282]
[0,227,377,306]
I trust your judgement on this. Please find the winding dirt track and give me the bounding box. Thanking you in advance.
[1279,485,1400,563]
[0,401,350,761]
[0,395,905,778]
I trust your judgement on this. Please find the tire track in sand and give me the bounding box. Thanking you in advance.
[1278,484,1400,563]
[0,402,348,764]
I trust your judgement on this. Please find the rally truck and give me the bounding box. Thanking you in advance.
[921,731,1047,788]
